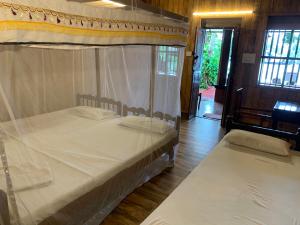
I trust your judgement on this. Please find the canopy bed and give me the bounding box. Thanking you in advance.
[0,1,188,225]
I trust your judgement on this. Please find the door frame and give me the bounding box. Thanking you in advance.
[189,18,241,124]
[221,27,240,127]
[188,27,206,119]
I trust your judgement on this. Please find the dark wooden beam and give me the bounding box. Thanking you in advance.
[68,0,188,23]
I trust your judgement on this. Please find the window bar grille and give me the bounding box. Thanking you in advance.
[295,32,300,57]
[271,31,279,85]
[275,30,287,85]
[296,60,300,85]
[294,34,300,85]
[280,31,287,56]
[258,30,268,85]
[274,30,281,56]
[290,59,296,87]
[290,33,299,87]
[269,31,281,85]
[283,30,294,88]
[260,30,300,88]
[264,58,271,85]
[274,57,280,86]
[265,30,276,85]
[288,33,299,87]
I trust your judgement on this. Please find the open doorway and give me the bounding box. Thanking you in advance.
[189,20,240,123]
[196,29,227,120]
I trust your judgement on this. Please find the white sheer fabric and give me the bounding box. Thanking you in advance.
[0,46,97,122]
[154,49,184,117]
[0,44,184,225]
[99,46,151,110]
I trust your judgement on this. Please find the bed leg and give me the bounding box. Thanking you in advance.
[225,115,234,133]
[0,189,10,225]
[168,147,175,168]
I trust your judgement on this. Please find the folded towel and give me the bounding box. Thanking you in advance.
[0,139,53,192]
[0,163,52,192]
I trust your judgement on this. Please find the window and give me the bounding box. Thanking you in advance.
[156,46,179,76]
[258,29,300,88]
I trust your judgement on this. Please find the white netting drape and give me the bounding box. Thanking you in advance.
[99,46,151,110]
[0,46,97,122]
[0,44,184,225]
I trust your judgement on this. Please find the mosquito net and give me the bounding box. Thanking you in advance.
[0,1,187,225]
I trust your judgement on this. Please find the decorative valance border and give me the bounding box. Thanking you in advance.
[0,1,188,46]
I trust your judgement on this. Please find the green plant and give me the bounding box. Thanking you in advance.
[200,31,222,89]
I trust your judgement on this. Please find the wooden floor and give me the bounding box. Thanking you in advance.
[197,98,223,118]
[101,117,224,225]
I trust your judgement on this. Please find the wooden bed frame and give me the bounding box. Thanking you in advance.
[0,95,181,225]
[226,88,300,151]
[226,115,300,151]
[123,104,181,133]
[123,104,181,162]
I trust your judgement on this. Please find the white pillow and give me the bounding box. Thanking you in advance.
[119,115,173,134]
[224,129,291,156]
[70,106,116,121]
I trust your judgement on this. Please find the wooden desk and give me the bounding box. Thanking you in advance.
[272,101,300,129]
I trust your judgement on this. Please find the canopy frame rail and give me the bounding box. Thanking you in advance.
[77,94,122,115]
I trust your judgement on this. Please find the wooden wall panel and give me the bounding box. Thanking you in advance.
[142,0,300,115]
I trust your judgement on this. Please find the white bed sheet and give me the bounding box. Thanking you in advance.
[141,140,300,225]
[0,107,177,225]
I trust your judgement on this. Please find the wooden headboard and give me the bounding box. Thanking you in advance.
[123,105,181,133]
[77,95,122,115]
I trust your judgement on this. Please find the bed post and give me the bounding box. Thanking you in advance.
[76,94,80,106]
[0,189,10,225]
[0,138,20,225]
[123,105,128,116]
[175,116,181,143]
[95,48,101,100]
[168,147,175,168]
[167,116,180,168]
[225,115,234,133]
[149,46,156,117]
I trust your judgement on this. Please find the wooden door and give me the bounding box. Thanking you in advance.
[221,28,240,126]
[188,28,206,119]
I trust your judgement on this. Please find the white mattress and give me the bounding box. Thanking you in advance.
[141,140,300,225]
[0,107,176,225]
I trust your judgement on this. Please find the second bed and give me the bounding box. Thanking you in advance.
[141,128,300,225]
